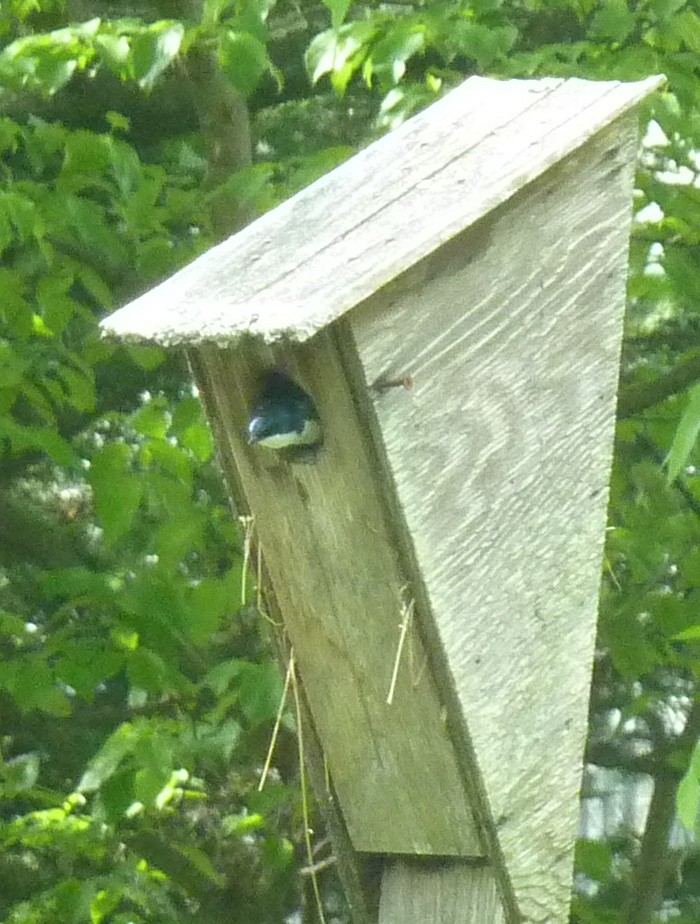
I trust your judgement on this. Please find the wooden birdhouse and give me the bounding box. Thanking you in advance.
[102,75,663,924]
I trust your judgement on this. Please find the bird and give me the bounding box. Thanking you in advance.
[247,370,322,452]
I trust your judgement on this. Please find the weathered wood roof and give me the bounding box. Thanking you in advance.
[101,74,663,346]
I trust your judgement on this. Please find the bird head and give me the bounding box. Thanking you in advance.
[247,370,322,451]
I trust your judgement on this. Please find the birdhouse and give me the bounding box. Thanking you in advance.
[102,75,663,924]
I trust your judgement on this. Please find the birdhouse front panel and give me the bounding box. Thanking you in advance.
[348,114,639,923]
[189,334,484,857]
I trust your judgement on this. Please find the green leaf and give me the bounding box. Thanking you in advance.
[0,117,21,158]
[105,110,131,133]
[674,624,700,640]
[261,834,294,870]
[126,647,169,694]
[60,131,112,182]
[674,9,700,53]
[0,339,27,388]
[60,194,130,267]
[135,724,174,772]
[234,0,276,41]
[132,399,169,438]
[42,567,117,602]
[0,419,75,465]
[3,191,42,244]
[171,395,203,433]
[135,236,180,281]
[322,0,354,29]
[106,141,144,203]
[122,571,190,645]
[449,21,518,69]
[55,642,124,698]
[174,844,226,887]
[37,271,78,335]
[222,811,264,835]
[191,717,241,762]
[0,610,27,637]
[0,752,41,796]
[203,658,244,696]
[186,575,236,644]
[78,265,113,308]
[90,886,122,924]
[57,362,95,412]
[575,839,613,882]
[218,29,270,97]
[89,442,143,544]
[134,764,172,807]
[590,0,636,42]
[666,383,700,482]
[0,267,32,339]
[470,0,506,10]
[142,439,193,483]
[306,22,377,92]
[98,767,136,822]
[126,344,166,370]
[131,22,184,91]
[79,722,142,792]
[647,0,687,19]
[0,657,71,716]
[94,32,131,74]
[677,740,700,830]
[0,19,101,95]
[55,879,94,921]
[202,0,236,28]
[35,56,78,95]
[364,23,425,85]
[154,511,206,570]
[238,661,284,726]
[176,415,212,461]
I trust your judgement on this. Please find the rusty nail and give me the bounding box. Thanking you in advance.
[374,374,413,392]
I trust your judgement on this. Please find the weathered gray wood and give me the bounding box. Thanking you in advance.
[189,348,381,923]
[348,114,639,923]
[101,75,662,347]
[100,74,663,924]
[193,332,482,856]
[379,860,505,924]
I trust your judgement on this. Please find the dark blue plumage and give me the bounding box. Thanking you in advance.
[247,370,322,451]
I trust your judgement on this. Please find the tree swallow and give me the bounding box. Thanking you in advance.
[247,370,322,452]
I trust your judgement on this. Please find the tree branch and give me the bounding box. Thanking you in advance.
[585,741,679,780]
[622,696,700,924]
[617,351,700,419]
[634,435,700,518]
[183,44,255,240]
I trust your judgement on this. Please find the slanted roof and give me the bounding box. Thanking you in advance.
[101,74,663,346]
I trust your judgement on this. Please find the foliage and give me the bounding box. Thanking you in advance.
[0,2,282,98]
[1,0,700,923]
[0,4,309,921]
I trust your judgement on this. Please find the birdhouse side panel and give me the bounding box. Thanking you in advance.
[349,113,638,922]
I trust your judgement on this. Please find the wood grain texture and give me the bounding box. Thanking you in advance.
[379,859,505,924]
[194,332,482,856]
[101,76,662,346]
[189,348,381,924]
[349,115,639,922]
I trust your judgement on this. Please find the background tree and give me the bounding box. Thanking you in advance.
[1,1,700,923]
